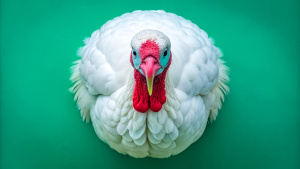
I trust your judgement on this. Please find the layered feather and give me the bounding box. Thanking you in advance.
[70,10,229,158]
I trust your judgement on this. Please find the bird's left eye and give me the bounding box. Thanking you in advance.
[133,51,137,56]
[163,50,168,57]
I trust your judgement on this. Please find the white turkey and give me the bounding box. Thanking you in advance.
[70,10,229,158]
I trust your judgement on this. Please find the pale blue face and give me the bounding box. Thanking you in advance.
[132,48,171,76]
[158,48,171,74]
[132,49,143,75]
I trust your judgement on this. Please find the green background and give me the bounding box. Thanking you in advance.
[1,0,299,168]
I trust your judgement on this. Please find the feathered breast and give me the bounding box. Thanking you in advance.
[70,10,229,158]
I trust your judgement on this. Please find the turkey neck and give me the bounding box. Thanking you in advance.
[132,67,169,113]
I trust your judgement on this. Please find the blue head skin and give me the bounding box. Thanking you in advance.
[132,48,171,76]
[130,29,172,96]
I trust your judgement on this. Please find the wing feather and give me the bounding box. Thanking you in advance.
[71,10,229,121]
[70,60,96,122]
[78,11,222,96]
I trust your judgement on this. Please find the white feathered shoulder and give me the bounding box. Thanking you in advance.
[70,10,229,158]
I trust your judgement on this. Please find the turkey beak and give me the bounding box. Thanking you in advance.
[145,70,154,96]
[140,56,161,96]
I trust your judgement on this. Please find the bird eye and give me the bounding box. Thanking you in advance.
[133,51,136,56]
[163,50,168,57]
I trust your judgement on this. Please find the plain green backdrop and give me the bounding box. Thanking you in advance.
[1,0,299,168]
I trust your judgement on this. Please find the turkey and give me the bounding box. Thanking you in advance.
[70,10,229,158]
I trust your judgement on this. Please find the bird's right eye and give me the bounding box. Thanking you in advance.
[133,51,136,56]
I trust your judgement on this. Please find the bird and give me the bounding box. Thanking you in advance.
[70,10,229,158]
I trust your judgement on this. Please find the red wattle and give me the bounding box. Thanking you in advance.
[132,70,149,113]
[149,71,167,112]
[132,64,170,113]
[130,40,172,113]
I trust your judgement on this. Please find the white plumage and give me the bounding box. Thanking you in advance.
[70,10,229,158]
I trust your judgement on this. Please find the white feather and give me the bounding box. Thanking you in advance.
[70,60,96,122]
[70,10,229,158]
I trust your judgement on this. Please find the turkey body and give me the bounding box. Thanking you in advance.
[70,10,229,158]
